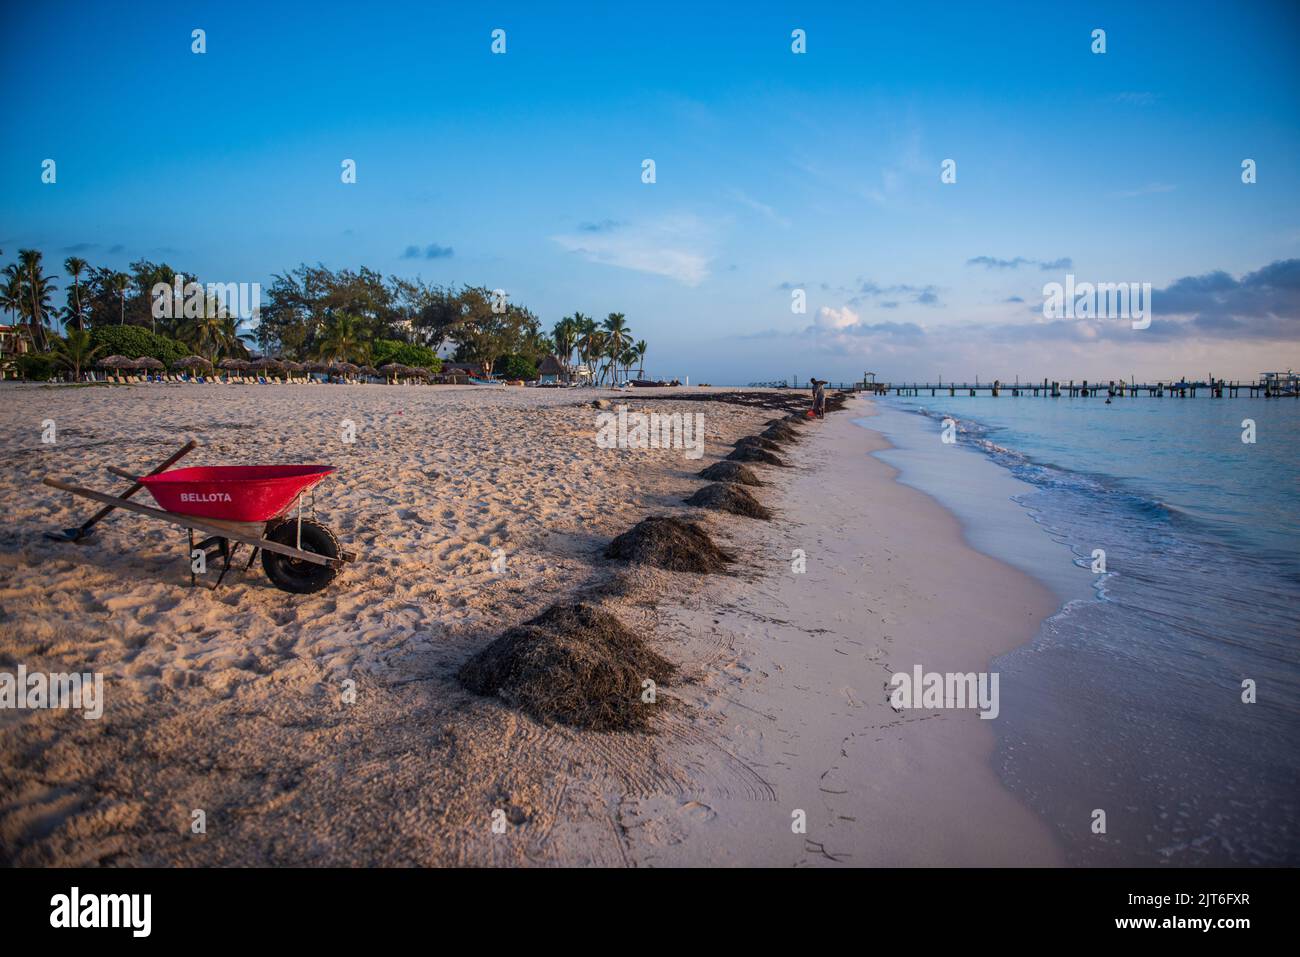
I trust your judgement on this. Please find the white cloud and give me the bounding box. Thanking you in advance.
[816,305,861,330]
[728,188,790,227]
[551,215,712,286]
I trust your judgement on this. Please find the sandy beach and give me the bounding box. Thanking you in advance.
[0,383,1060,866]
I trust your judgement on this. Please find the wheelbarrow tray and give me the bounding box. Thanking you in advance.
[42,477,355,568]
[136,465,336,522]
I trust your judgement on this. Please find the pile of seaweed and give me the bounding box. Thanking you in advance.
[683,482,772,520]
[630,388,854,415]
[633,391,810,412]
[457,603,675,731]
[605,516,734,573]
[726,445,788,467]
[734,435,785,454]
[761,422,801,444]
[698,461,763,486]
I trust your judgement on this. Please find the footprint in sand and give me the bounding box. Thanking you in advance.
[477,522,510,548]
[678,800,717,823]
[396,508,431,526]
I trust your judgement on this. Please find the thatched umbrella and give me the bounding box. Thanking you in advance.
[410,366,433,381]
[293,360,323,380]
[96,355,132,376]
[359,365,379,378]
[217,357,249,381]
[378,362,403,384]
[250,357,285,380]
[174,355,211,370]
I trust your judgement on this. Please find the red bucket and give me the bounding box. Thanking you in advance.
[138,465,336,522]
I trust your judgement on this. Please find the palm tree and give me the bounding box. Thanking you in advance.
[602,312,631,357]
[583,329,608,383]
[63,256,89,331]
[18,249,57,350]
[552,316,577,372]
[108,271,130,326]
[518,320,553,366]
[0,265,22,326]
[314,312,367,362]
[633,340,647,378]
[601,312,631,385]
[52,328,102,381]
[575,314,600,377]
[217,316,254,360]
[180,306,227,362]
[617,344,637,382]
[598,315,629,387]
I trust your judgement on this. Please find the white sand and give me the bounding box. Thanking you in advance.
[0,383,1060,866]
[618,401,1064,865]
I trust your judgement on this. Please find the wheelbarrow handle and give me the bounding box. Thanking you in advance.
[53,439,199,540]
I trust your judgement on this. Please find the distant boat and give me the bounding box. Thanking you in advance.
[1260,370,1299,397]
[630,378,680,388]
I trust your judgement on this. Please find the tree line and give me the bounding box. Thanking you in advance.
[0,248,650,384]
[259,264,648,382]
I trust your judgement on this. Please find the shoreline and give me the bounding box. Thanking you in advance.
[626,395,1064,865]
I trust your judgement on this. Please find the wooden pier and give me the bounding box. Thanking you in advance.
[858,372,1299,399]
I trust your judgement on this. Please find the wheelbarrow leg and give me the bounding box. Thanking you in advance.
[192,535,233,589]
[215,542,240,588]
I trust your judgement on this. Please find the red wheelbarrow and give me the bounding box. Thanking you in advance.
[43,440,356,593]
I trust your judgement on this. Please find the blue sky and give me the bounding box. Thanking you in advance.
[3,0,1298,382]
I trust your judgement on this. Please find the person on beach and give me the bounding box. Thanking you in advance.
[811,378,827,418]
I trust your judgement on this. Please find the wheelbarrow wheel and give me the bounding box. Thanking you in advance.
[261,519,340,594]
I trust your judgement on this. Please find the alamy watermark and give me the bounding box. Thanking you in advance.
[151,273,261,321]
[1042,274,1151,330]
[596,405,705,460]
[1,665,104,719]
[889,665,999,719]
[50,887,150,937]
